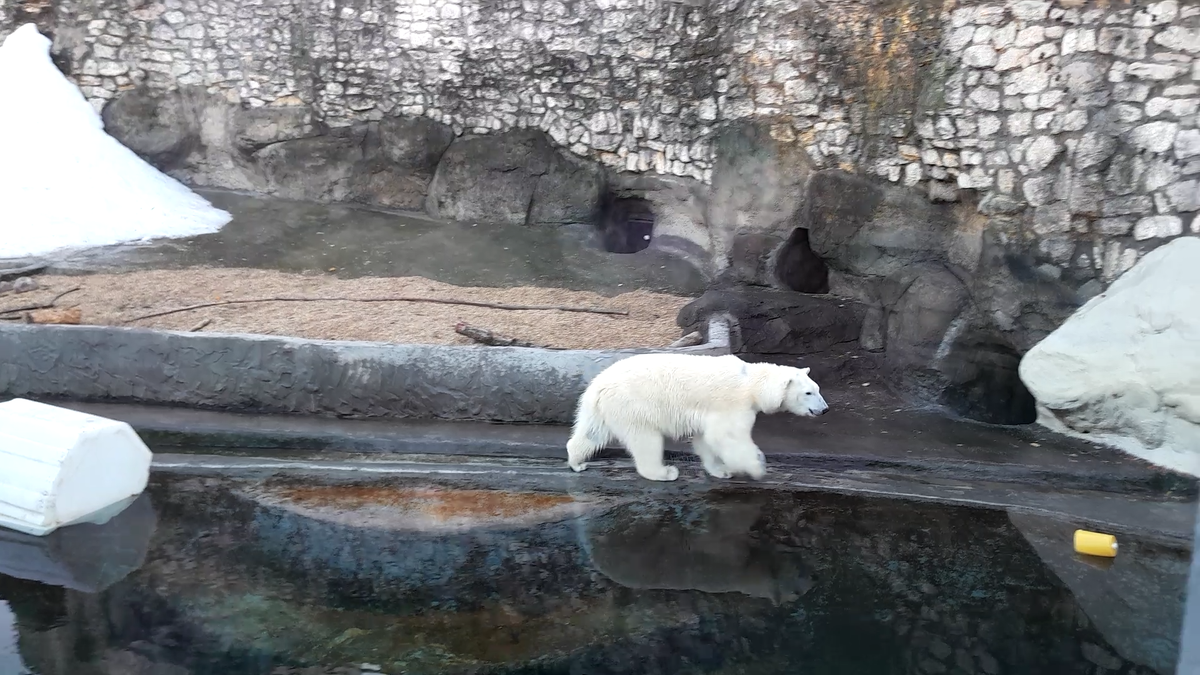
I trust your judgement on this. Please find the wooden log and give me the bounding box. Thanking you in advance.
[454,322,549,349]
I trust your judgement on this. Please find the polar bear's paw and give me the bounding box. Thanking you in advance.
[705,465,733,479]
[638,465,679,482]
[569,461,588,472]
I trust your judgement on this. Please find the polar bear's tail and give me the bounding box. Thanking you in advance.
[567,388,610,472]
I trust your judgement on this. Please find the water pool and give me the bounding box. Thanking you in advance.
[0,472,1191,675]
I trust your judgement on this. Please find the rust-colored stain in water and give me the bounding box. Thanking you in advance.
[276,485,575,520]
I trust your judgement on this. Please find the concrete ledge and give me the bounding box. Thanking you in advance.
[0,318,729,424]
[51,401,1199,500]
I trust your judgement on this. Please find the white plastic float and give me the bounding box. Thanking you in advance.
[0,399,152,536]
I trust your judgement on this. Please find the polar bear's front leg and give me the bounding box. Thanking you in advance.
[692,437,732,479]
[624,431,679,482]
[702,416,767,480]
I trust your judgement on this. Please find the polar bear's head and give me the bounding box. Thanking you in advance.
[781,366,829,417]
[752,364,829,418]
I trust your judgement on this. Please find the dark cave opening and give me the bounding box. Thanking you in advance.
[597,196,655,254]
[775,228,830,294]
[938,330,1038,426]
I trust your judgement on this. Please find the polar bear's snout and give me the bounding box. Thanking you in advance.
[809,393,830,416]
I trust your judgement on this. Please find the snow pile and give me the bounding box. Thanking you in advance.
[0,24,231,259]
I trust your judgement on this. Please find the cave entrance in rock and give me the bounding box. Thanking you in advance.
[774,228,830,294]
[938,329,1037,426]
[598,196,655,254]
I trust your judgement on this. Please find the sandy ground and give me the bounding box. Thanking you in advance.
[0,268,694,350]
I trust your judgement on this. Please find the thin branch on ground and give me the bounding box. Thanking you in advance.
[0,287,81,316]
[121,295,629,324]
[454,322,550,348]
[188,318,213,332]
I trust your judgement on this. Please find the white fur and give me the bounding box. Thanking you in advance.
[566,353,829,482]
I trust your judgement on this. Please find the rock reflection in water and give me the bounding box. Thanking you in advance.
[1,599,27,674]
[0,474,1187,675]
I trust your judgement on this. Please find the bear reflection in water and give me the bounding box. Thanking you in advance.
[585,495,814,605]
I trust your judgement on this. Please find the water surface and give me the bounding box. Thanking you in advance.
[0,473,1190,675]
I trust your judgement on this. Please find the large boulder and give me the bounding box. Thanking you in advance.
[251,127,366,203]
[356,115,456,210]
[245,114,456,210]
[708,121,815,285]
[426,129,605,226]
[802,170,963,279]
[1019,236,1200,477]
[677,286,865,355]
[883,264,970,369]
[103,89,460,211]
[102,86,200,171]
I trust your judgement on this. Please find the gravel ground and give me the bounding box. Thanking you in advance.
[0,268,694,349]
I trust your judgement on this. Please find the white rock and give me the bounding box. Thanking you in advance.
[1145,158,1181,191]
[1025,135,1060,171]
[947,26,975,51]
[962,44,998,67]
[968,86,1000,110]
[1175,129,1200,160]
[1019,237,1200,478]
[990,23,1016,49]
[903,162,923,186]
[1005,64,1051,95]
[1128,63,1185,81]
[96,60,128,77]
[974,5,1006,24]
[1133,215,1183,239]
[1153,26,1199,54]
[1014,26,1045,48]
[1098,27,1154,60]
[994,47,1028,71]
[1062,28,1097,55]
[1165,179,1200,211]
[1130,121,1179,153]
[1010,0,1050,21]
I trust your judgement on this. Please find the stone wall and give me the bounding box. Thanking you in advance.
[4,0,1196,270]
[4,0,1195,219]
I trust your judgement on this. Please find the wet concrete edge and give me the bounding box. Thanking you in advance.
[46,400,1198,500]
[148,453,1199,546]
[0,318,729,424]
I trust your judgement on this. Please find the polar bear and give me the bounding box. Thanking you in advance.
[566,353,829,481]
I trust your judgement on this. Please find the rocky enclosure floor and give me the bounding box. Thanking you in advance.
[0,269,692,349]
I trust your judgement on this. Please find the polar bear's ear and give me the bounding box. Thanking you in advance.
[799,367,811,376]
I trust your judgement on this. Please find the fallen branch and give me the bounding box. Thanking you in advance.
[454,322,549,348]
[669,331,703,348]
[0,287,81,316]
[0,263,47,281]
[122,295,629,324]
[26,307,82,325]
[188,318,213,332]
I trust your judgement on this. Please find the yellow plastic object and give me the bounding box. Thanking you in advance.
[1074,529,1118,558]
